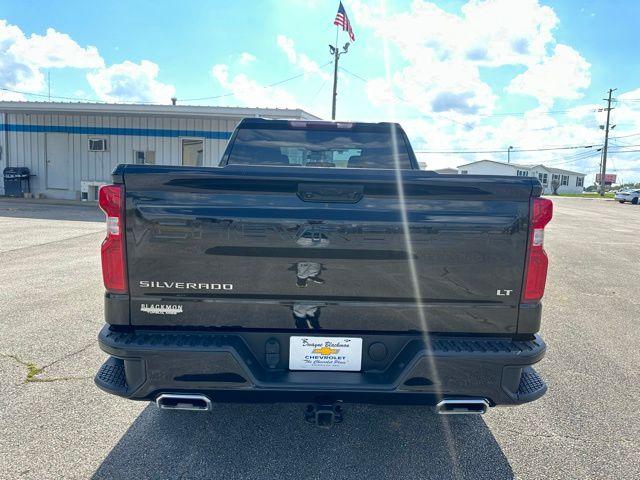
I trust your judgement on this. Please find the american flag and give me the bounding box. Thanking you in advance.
[334,2,355,42]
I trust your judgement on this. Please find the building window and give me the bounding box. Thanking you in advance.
[516,170,529,177]
[88,138,108,152]
[538,173,548,185]
[134,151,156,165]
[561,175,569,186]
[182,138,204,166]
[460,170,468,175]
[576,176,584,187]
[552,173,560,182]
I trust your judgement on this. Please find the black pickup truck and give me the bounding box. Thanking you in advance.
[95,118,551,426]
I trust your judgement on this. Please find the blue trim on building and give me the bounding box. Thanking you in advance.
[0,123,232,140]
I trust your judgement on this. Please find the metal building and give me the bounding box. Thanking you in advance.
[0,102,317,200]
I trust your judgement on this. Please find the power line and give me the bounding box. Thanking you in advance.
[339,66,368,83]
[179,61,333,102]
[610,143,640,149]
[0,86,160,104]
[610,131,640,139]
[542,151,602,168]
[177,92,233,102]
[310,78,329,104]
[414,144,600,154]
[546,148,602,162]
[471,107,596,118]
[1,61,334,105]
[500,149,602,170]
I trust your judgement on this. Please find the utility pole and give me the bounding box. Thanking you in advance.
[331,46,339,120]
[329,36,350,120]
[507,145,513,163]
[47,71,51,101]
[599,88,616,196]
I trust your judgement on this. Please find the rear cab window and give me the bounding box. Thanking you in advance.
[222,120,416,170]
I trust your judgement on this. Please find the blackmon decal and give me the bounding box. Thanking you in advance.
[141,304,184,315]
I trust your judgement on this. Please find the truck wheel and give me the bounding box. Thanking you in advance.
[633,197,639,205]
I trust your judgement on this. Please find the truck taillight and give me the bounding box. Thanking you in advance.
[522,197,553,302]
[98,185,127,294]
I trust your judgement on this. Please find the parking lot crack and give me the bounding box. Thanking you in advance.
[0,230,103,255]
[0,352,92,383]
[499,427,638,446]
[41,342,95,369]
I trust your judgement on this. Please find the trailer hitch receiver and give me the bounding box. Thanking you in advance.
[304,402,343,428]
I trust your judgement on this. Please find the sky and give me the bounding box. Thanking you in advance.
[1,0,640,183]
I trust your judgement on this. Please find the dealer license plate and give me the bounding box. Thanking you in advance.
[289,336,363,371]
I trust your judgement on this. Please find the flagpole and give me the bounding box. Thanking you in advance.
[331,25,339,120]
[331,2,353,120]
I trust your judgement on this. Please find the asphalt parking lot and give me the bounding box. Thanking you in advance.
[0,197,638,479]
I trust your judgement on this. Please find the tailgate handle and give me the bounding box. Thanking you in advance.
[297,183,363,203]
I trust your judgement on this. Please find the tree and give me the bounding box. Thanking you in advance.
[551,178,560,195]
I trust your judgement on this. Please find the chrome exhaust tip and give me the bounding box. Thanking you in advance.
[436,398,490,415]
[156,393,212,412]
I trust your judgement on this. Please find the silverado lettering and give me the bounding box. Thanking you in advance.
[139,281,233,290]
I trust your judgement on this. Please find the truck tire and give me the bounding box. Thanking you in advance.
[633,197,639,205]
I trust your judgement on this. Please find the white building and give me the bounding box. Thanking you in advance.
[0,102,317,200]
[457,159,586,194]
[433,167,458,174]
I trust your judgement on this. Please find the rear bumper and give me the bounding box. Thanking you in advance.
[96,325,547,406]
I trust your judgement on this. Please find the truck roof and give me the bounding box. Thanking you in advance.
[238,117,404,132]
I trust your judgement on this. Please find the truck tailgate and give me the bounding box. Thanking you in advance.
[121,165,535,333]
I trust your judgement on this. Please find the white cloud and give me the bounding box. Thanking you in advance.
[208,35,330,113]
[10,27,103,69]
[277,34,330,80]
[507,44,591,106]
[348,0,588,118]
[352,0,559,68]
[403,99,640,184]
[341,0,631,179]
[211,64,298,108]
[277,35,297,63]
[238,52,256,66]
[365,78,396,106]
[87,60,175,103]
[409,111,603,172]
[0,20,175,104]
[394,55,498,117]
[0,20,104,98]
[0,21,45,95]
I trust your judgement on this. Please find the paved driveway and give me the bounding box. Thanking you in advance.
[0,197,638,479]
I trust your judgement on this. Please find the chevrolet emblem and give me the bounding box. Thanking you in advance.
[312,346,339,356]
